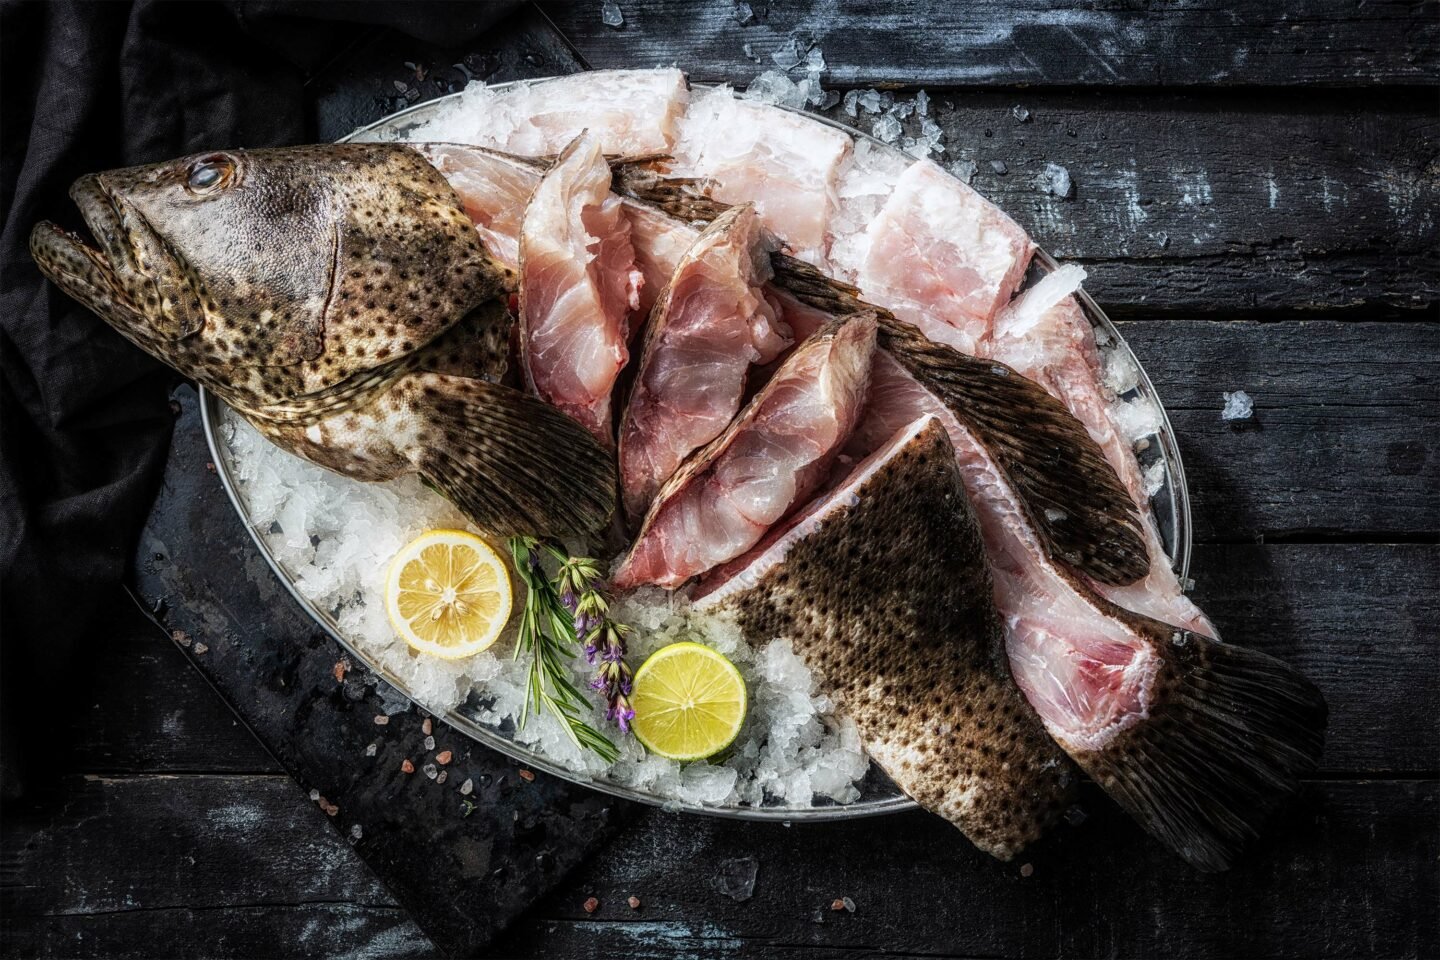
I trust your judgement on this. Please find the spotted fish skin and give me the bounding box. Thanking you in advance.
[29,144,616,540]
[705,418,1077,859]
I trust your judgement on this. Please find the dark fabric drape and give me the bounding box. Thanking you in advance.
[0,0,521,799]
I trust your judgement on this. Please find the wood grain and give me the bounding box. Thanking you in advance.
[1116,320,1439,540]
[0,773,433,960]
[544,0,1440,88]
[492,780,1439,959]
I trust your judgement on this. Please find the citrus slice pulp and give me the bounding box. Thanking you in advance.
[630,641,748,761]
[385,529,512,659]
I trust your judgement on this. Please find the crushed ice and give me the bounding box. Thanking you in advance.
[717,857,759,901]
[600,1,623,28]
[1040,162,1073,199]
[1221,390,1254,421]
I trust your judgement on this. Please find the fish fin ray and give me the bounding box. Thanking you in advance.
[610,160,732,224]
[1080,627,1327,871]
[405,374,616,540]
[770,254,1149,585]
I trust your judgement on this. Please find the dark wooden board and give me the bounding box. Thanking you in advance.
[125,385,639,957]
[492,781,1440,959]
[0,772,432,960]
[816,90,1438,315]
[1116,320,1439,540]
[543,0,1440,88]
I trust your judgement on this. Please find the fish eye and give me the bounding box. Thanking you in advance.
[186,155,236,194]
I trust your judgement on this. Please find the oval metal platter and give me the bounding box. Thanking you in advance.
[200,79,1193,822]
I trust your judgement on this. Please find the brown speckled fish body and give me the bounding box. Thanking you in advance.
[30,144,615,540]
[706,418,1077,859]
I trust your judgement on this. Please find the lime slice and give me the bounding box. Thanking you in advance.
[385,529,512,660]
[630,642,748,761]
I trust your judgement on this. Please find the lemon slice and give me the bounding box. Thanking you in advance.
[630,642,748,761]
[385,529,512,659]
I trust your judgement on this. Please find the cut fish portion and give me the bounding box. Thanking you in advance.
[991,267,1212,634]
[612,313,877,590]
[848,354,1326,872]
[518,132,642,443]
[670,85,851,268]
[851,158,1034,356]
[406,68,688,157]
[414,143,532,271]
[698,417,1077,860]
[618,204,791,522]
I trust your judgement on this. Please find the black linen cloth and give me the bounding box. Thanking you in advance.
[0,0,521,799]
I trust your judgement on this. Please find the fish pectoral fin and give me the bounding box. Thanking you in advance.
[1079,622,1328,872]
[401,374,616,540]
[882,318,1150,585]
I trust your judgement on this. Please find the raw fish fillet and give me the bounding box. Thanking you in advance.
[408,68,688,157]
[618,204,791,522]
[852,158,1034,356]
[669,86,851,268]
[518,132,642,443]
[613,313,876,590]
[697,417,1078,860]
[847,355,1325,872]
[991,268,1212,634]
[415,143,532,270]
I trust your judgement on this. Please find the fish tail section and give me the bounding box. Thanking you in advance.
[401,374,616,540]
[1083,629,1327,871]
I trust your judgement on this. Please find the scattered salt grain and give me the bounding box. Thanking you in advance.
[600,1,623,28]
[518,768,535,782]
[830,898,846,911]
[1221,390,1254,421]
[1020,863,1035,877]
[423,763,438,780]
[423,735,436,751]
[364,742,377,757]
[628,895,642,910]
[401,759,414,774]
[436,770,448,784]
[732,1,754,24]
[373,715,390,726]
[842,896,856,913]
[436,750,453,765]
[1012,104,1031,122]
[717,857,759,901]
[459,778,474,796]
[192,642,208,655]
[421,717,432,736]
[309,789,320,801]
[990,159,1008,175]
[350,824,363,840]
[1040,162,1073,199]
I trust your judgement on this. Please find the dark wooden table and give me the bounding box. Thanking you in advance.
[3,3,1437,957]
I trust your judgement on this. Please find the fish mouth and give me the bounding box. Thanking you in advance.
[30,174,200,341]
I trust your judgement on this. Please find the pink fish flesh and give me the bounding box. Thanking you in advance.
[618,204,791,522]
[669,86,851,269]
[517,132,641,443]
[852,158,1034,357]
[612,312,876,590]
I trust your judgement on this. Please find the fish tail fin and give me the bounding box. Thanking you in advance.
[402,374,616,540]
[1083,628,1328,871]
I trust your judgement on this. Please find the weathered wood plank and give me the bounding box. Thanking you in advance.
[0,773,435,960]
[545,0,1440,88]
[1116,320,1438,539]
[62,590,281,775]
[851,90,1439,313]
[1187,544,1438,774]
[493,780,1439,960]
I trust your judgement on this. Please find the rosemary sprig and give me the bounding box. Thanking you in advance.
[507,537,620,763]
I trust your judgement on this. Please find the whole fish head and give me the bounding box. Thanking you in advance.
[30,145,509,402]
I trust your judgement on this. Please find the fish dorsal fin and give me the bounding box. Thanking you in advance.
[770,254,1149,586]
[609,158,732,224]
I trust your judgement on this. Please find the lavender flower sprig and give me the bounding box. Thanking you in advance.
[555,556,636,733]
[507,537,618,763]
